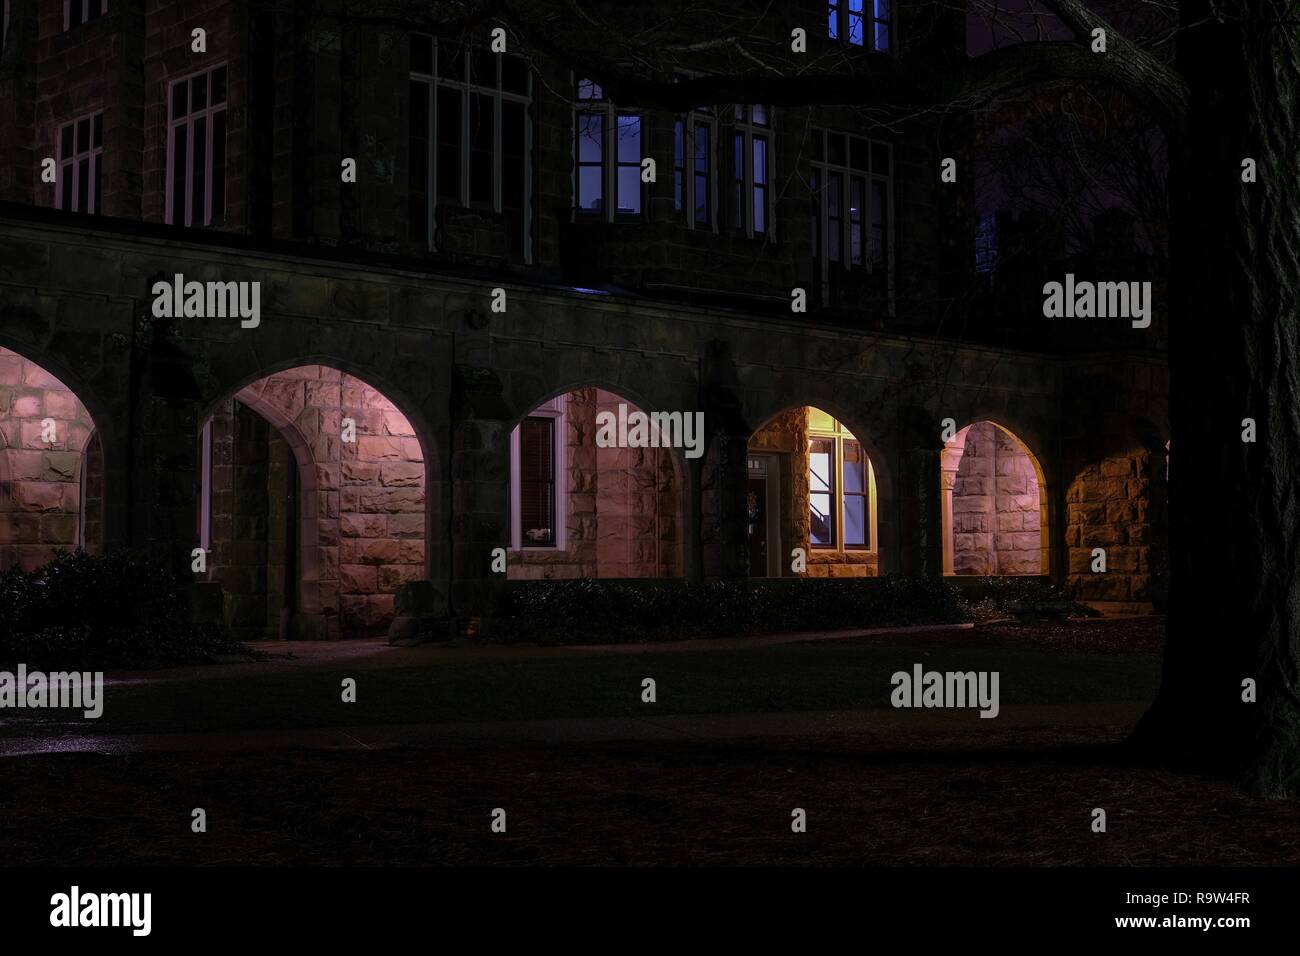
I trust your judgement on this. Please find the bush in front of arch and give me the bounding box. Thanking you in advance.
[0,549,248,669]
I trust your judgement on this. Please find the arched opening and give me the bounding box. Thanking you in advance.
[747,406,879,577]
[941,421,1047,576]
[198,365,429,640]
[0,346,102,571]
[506,387,685,579]
[1066,433,1167,607]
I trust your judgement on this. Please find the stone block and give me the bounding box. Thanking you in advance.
[340,564,377,593]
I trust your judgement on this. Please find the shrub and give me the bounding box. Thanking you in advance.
[494,575,972,645]
[0,549,247,669]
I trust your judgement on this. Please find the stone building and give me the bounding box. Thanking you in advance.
[0,1,1169,639]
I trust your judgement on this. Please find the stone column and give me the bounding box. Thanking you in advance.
[899,445,944,579]
[449,364,510,632]
[128,315,204,583]
[700,425,750,579]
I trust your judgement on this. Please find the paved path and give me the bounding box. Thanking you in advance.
[0,702,1147,757]
[103,622,983,685]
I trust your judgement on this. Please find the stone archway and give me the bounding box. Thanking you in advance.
[746,405,881,578]
[200,365,429,639]
[941,421,1048,576]
[0,346,101,571]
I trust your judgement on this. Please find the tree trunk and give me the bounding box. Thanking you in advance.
[1132,1,1300,796]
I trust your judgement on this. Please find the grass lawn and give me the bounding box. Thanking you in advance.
[10,617,1282,867]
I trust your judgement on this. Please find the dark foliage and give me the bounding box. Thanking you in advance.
[0,550,247,669]
[493,575,1093,645]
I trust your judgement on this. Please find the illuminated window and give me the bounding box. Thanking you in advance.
[808,411,875,551]
[56,112,102,214]
[828,0,891,51]
[410,35,533,260]
[509,395,567,550]
[573,79,642,219]
[167,64,228,227]
[65,0,107,31]
[732,105,771,238]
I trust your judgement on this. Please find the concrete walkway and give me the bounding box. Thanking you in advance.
[0,702,1148,757]
[105,621,982,685]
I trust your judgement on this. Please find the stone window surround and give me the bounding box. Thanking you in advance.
[509,393,567,551]
[409,35,534,261]
[807,414,877,553]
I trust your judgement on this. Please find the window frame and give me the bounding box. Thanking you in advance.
[64,0,107,31]
[807,415,876,553]
[572,77,644,222]
[166,63,229,228]
[731,104,772,239]
[199,419,213,556]
[810,127,894,304]
[55,111,103,215]
[509,394,567,551]
[828,0,892,52]
[409,35,534,261]
[673,94,718,231]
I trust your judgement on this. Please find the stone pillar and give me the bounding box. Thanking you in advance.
[899,445,944,579]
[700,425,750,578]
[128,315,204,584]
[699,341,749,579]
[449,364,510,629]
[940,467,956,575]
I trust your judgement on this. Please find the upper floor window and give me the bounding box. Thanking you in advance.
[808,410,874,551]
[674,105,717,230]
[65,0,107,31]
[574,79,642,219]
[810,128,891,291]
[167,64,228,227]
[410,35,533,260]
[56,112,102,214]
[508,395,567,550]
[732,105,771,238]
[828,0,891,52]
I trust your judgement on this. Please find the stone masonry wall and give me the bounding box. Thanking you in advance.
[949,422,1043,575]
[1067,452,1155,602]
[205,366,425,638]
[0,345,95,571]
[509,388,681,579]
